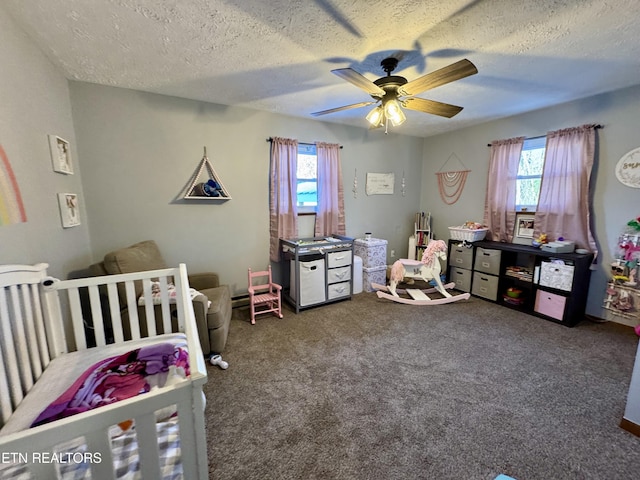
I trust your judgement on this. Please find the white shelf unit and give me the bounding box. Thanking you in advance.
[410,211,431,260]
[183,148,231,200]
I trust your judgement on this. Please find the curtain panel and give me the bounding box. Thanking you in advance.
[534,124,598,257]
[269,137,298,262]
[314,142,345,237]
[483,137,524,242]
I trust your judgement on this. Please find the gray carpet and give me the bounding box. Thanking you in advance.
[203,290,640,480]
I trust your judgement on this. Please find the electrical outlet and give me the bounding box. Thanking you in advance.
[390,249,395,257]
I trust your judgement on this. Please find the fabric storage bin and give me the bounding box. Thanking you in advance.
[474,247,501,276]
[539,261,574,291]
[290,257,326,306]
[328,281,351,299]
[354,238,387,268]
[450,267,472,292]
[363,265,386,292]
[327,250,352,268]
[449,245,473,270]
[534,289,567,321]
[327,265,351,284]
[472,271,499,301]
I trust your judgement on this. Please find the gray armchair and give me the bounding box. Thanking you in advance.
[89,240,231,355]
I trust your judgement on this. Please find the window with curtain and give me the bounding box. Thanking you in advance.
[485,124,598,256]
[269,138,345,261]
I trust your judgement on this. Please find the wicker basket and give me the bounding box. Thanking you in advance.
[448,227,489,242]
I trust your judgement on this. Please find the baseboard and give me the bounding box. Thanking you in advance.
[620,417,640,437]
[232,294,250,309]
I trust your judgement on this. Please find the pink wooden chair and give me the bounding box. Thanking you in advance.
[248,265,284,324]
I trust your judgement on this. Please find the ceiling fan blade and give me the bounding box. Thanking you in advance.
[402,97,464,118]
[398,59,477,97]
[331,68,385,97]
[311,101,377,116]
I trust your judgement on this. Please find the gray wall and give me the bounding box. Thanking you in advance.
[69,82,424,296]
[0,10,91,279]
[420,84,640,324]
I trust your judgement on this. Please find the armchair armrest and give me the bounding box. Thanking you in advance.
[188,272,220,290]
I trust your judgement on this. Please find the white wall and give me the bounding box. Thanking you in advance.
[68,82,424,296]
[0,10,91,279]
[420,84,640,322]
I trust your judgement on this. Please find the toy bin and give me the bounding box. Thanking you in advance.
[363,265,386,292]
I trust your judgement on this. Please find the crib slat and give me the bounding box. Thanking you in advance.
[177,398,199,479]
[11,285,34,391]
[142,278,157,337]
[85,428,117,480]
[68,287,87,350]
[107,282,124,344]
[0,346,12,425]
[21,284,43,379]
[125,280,141,340]
[158,276,172,334]
[0,287,24,408]
[135,411,162,479]
[30,283,51,369]
[88,284,106,346]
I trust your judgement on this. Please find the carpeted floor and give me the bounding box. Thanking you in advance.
[203,289,640,480]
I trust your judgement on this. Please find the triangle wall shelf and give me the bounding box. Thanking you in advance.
[183,147,231,200]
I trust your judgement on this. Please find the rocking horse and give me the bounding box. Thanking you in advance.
[373,239,470,305]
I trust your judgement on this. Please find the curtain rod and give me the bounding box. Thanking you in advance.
[486,124,603,147]
[266,137,343,149]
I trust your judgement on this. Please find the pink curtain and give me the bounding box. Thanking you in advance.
[314,142,345,237]
[483,137,524,242]
[269,137,298,261]
[534,124,597,255]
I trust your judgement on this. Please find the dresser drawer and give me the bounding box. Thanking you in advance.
[327,265,351,284]
[534,290,567,321]
[450,267,472,292]
[474,247,501,276]
[327,250,352,268]
[328,281,351,299]
[472,271,499,301]
[449,245,473,270]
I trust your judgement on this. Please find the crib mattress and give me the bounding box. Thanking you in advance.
[0,333,187,436]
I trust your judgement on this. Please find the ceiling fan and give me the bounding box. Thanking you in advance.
[311,57,478,129]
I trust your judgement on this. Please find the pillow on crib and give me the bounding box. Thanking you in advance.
[31,342,190,428]
[137,281,211,308]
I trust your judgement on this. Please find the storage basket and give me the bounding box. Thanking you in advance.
[448,227,489,242]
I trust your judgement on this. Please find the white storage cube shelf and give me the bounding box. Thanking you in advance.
[354,238,388,269]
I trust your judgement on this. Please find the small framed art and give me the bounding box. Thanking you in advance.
[58,193,80,228]
[516,214,535,239]
[49,135,73,174]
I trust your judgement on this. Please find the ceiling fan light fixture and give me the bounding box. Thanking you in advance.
[384,99,406,126]
[366,105,384,126]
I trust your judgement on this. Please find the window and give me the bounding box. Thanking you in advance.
[296,143,317,211]
[515,136,546,211]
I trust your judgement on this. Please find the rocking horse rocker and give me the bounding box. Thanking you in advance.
[373,239,471,305]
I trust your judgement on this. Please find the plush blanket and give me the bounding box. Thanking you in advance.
[31,343,189,428]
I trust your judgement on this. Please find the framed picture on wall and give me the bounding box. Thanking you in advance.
[49,135,73,174]
[516,214,535,239]
[57,193,80,228]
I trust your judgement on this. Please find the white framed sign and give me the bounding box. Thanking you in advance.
[365,172,394,195]
[615,147,640,188]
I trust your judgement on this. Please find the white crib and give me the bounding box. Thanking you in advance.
[0,263,208,479]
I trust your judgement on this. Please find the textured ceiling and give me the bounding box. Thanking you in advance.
[3,0,640,138]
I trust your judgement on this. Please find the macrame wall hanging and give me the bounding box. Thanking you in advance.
[436,153,470,205]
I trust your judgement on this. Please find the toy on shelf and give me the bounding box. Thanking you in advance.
[531,232,548,248]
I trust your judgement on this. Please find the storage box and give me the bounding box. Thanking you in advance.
[363,265,386,292]
[450,267,472,292]
[354,238,388,268]
[474,247,502,276]
[448,227,488,242]
[472,271,499,301]
[327,250,352,268]
[541,240,575,254]
[328,281,351,299]
[534,290,567,321]
[538,261,574,291]
[449,245,473,270]
[290,258,326,306]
